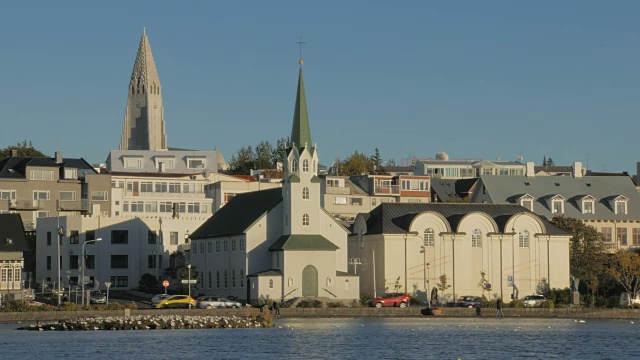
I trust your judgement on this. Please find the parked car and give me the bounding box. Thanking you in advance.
[456,296,483,308]
[196,296,243,309]
[151,294,171,306]
[522,294,546,307]
[619,292,640,307]
[154,295,196,309]
[370,293,410,308]
[90,291,107,304]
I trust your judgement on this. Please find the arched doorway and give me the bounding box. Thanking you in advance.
[302,265,318,296]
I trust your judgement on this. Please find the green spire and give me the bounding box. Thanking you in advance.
[290,68,312,150]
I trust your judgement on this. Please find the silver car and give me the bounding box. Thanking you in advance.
[151,294,171,306]
[196,296,242,309]
[90,291,107,304]
[522,294,546,307]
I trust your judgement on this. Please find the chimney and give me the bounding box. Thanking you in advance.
[10,149,18,157]
[526,162,535,177]
[572,162,583,178]
[55,151,63,164]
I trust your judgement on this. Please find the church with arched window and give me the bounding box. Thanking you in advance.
[189,65,359,303]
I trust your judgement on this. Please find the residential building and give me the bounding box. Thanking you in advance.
[205,174,281,212]
[471,162,640,251]
[105,149,226,174]
[321,176,372,223]
[189,65,359,303]
[0,151,107,230]
[35,214,207,291]
[0,214,29,297]
[414,152,525,179]
[350,174,432,204]
[350,203,570,303]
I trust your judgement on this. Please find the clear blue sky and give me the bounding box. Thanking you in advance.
[0,1,638,172]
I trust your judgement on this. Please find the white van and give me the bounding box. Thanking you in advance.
[619,293,640,307]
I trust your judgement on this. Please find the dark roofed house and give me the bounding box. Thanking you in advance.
[0,214,29,297]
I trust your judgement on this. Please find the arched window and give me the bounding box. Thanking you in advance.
[345,279,350,290]
[302,213,310,226]
[208,271,212,289]
[303,187,309,200]
[327,276,333,286]
[303,159,309,172]
[269,279,274,289]
[519,230,530,248]
[232,270,236,288]
[224,270,228,288]
[292,160,298,172]
[313,160,316,172]
[240,270,244,288]
[472,229,482,247]
[288,277,294,286]
[423,228,434,246]
[216,271,220,288]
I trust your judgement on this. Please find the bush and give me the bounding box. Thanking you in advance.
[509,300,525,308]
[360,293,371,306]
[0,300,56,312]
[546,288,572,306]
[138,273,159,293]
[327,302,343,308]
[279,299,296,308]
[409,295,421,305]
[296,300,323,308]
[542,299,555,308]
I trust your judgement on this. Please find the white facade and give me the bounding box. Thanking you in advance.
[35,215,207,291]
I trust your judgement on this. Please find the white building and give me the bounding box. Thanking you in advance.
[414,152,525,179]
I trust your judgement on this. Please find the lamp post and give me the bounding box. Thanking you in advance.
[426,262,431,307]
[82,237,102,305]
[420,246,427,293]
[187,263,192,309]
[104,281,111,306]
[57,226,64,307]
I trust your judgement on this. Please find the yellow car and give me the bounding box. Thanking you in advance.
[154,295,196,309]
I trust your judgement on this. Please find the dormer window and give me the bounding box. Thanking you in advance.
[5,238,13,245]
[187,158,206,169]
[615,198,628,215]
[519,194,534,211]
[550,195,565,214]
[63,168,78,179]
[581,195,595,214]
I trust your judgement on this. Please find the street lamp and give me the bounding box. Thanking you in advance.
[104,281,112,306]
[57,226,64,307]
[82,237,102,305]
[187,263,192,309]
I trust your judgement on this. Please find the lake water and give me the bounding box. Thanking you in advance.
[0,317,636,359]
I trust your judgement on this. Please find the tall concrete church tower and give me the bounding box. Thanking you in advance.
[120,30,167,151]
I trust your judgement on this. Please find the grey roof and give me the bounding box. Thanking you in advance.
[0,156,96,179]
[269,234,339,251]
[190,188,282,239]
[360,203,566,236]
[105,149,223,174]
[416,159,523,167]
[431,178,477,202]
[534,166,573,173]
[475,175,640,221]
[247,269,283,277]
[0,214,29,252]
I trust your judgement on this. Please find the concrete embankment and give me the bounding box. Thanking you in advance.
[1,307,639,323]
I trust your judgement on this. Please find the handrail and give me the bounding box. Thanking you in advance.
[323,288,338,298]
[283,288,298,298]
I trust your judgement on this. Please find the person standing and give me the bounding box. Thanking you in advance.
[496,298,504,318]
[273,301,280,316]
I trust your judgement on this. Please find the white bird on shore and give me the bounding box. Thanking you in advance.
[578,320,586,323]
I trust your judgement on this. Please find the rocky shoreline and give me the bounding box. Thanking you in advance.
[17,314,273,331]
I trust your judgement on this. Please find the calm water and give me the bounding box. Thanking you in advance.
[1,317,637,359]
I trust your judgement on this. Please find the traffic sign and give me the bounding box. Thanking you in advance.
[507,276,514,287]
[163,280,169,287]
[181,280,197,284]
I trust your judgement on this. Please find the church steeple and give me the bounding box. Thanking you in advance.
[290,68,312,150]
[120,29,167,151]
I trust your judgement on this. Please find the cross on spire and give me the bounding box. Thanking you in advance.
[296,36,306,67]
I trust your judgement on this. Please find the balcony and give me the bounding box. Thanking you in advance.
[58,199,89,211]
[9,199,43,210]
[603,242,618,252]
[124,191,206,199]
[374,185,400,195]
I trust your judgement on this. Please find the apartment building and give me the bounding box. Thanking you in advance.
[414,152,525,179]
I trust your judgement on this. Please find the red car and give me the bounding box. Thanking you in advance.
[370,293,410,308]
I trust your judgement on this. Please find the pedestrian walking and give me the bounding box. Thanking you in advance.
[496,298,504,318]
[273,301,280,316]
[475,304,481,317]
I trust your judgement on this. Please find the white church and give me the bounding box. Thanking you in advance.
[189,64,359,303]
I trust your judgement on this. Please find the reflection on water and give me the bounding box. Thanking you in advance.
[1,317,636,359]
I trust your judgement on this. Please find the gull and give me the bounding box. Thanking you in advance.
[578,320,586,323]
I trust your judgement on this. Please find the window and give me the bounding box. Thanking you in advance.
[148,230,157,244]
[33,190,50,200]
[633,229,640,246]
[302,213,310,226]
[472,229,482,248]
[110,276,128,288]
[232,239,237,252]
[187,159,205,169]
[601,227,612,242]
[59,191,76,201]
[0,190,16,200]
[215,240,221,253]
[91,191,108,201]
[170,232,178,245]
[583,200,594,214]
[423,228,434,247]
[131,201,144,212]
[199,242,204,254]
[216,271,220,288]
[187,203,200,213]
[303,187,309,200]
[155,182,168,193]
[521,199,533,211]
[518,230,530,248]
[292,160,298,172]
[327,179,340,187]
[160,202,172,212]
[302,159,309,172]
[145,202,158,213]
[86,230,96,242]
[111,180,124,188]
[351,198,363,206]
[224,270,228,288]
[617,227,628,246]
[124,158,143,169]
[552,199,563,214]
[345,279,350,291]
[313,160,316,172]
[224,240,228,252]
[30,170,54,181]
[207,241,213,254]
[401,179,430,191]
[269,279,274,289]
[46,256,51,270]
[141,182,153,193]
[47,231,52,246]
[169,183,181,193]
[334,197,347,205]
[616,200,628,215]
[111,230,128,244]
[70,230,79,244]
[232,270,236,288]
[85,255,95,269]
[327,277,333,286]
[111,255,128,268]
[240,239,245,251]
[288,277,294,287]
[240,270,244,288]
[148,255,157,269]
[276,252,280,268]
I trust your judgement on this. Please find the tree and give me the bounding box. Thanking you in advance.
[551,217,606,297]
[436,274,451,305]
[177,265,199,294]
[608,251,640,307]
[229,145,255,174]
[254,140,274,170]
[340,151,374,176]
[547,157,555,167]
[270,137,290,168]
[393,276,402,292]
[542,156,547,167]
[0,140,47,159]
[387,158,397,167]
[138,273,159,293]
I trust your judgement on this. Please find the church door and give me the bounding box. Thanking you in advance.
[302,265,318,297]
